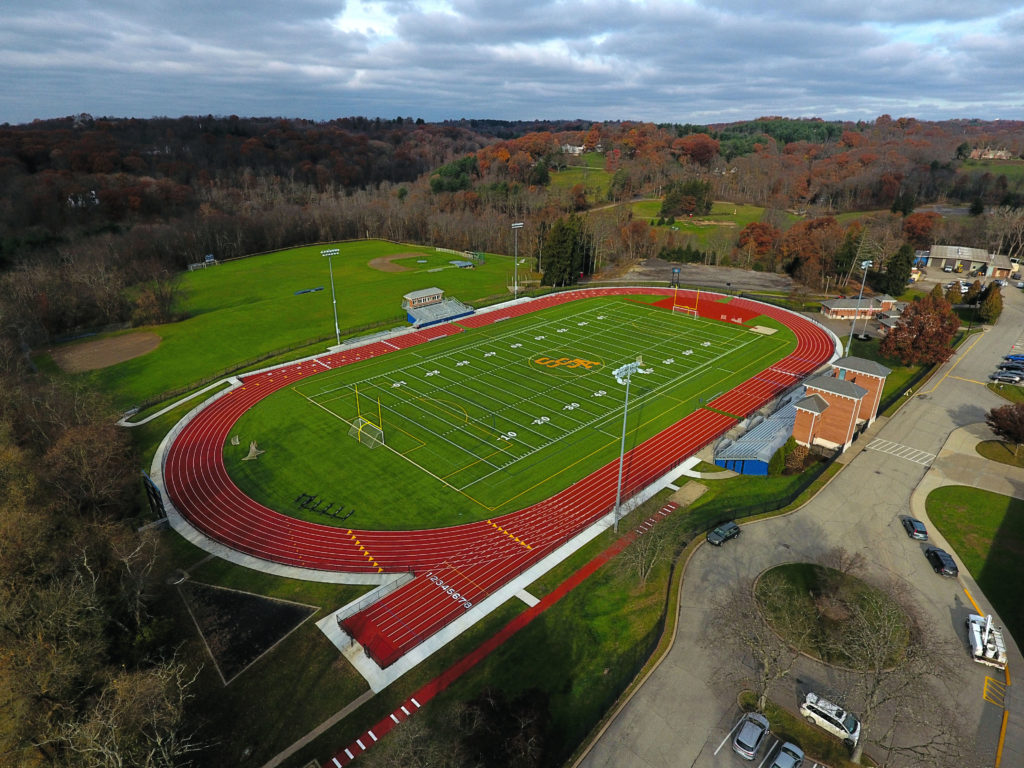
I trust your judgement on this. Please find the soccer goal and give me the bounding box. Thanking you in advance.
[348,417,385,449]
[672,305,699,319]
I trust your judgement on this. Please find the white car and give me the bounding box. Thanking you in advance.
[799,692,861,746]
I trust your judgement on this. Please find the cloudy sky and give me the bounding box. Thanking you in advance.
[3,0,1023,125]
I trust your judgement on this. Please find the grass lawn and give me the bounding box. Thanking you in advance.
[756,564,909,667]
[549,155,611,199]
[976,439,1024,468]
[228,296,796,526]
[925,485,1024,648]
[959,158,1024,181]
[989,382,1024,403]
[57,241,515,409]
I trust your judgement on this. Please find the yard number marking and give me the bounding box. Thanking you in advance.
[563,402,580,411]
[498,431,517,441]
[532,416,550,425]
[391,380,407,388]
[592,390,607,398]
[424,369,440,377]
[663,357,675,365]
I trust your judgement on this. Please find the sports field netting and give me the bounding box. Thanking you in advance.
[229,297,796,523]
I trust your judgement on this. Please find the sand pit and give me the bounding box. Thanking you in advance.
[367,252,424,272]
[50,332,161,373]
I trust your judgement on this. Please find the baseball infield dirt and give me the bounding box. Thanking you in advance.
[50,332,161,373]
[367,252,424,272]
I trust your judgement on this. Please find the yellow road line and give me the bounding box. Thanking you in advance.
[920,331,986,395]
[996,708,1009,767]
[949,375,989,386]
[962,584,983,613]
[984,677,1008,707]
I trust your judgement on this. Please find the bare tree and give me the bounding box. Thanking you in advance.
[706,574,813,711]
[834,578,973,765]
[617,513,673,587]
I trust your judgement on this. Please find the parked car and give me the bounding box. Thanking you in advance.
[733,712,771,760]
[943,265,954,272]
[768,742,805,768]
[1016,281,1024,289]
[1003,354,1024,362]
[902,517,928,540]
[997,363,1024,372]
[925,546,959,576]
[706,521,741,546]
[799,692,861,746]
[990,372,1023,384]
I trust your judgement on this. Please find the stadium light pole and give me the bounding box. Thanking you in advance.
[612,357,653,533]
[512,222,524,298]
[321,247,341,346]
[846,259,873,353]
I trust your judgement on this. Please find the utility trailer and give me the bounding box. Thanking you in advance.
[966,614,1008,670]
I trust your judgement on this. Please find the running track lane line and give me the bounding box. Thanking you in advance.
[322,502,679,767]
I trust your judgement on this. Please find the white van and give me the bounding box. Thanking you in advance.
[799,691,861,746]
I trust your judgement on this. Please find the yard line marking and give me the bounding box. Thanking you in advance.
[866,438,935,466]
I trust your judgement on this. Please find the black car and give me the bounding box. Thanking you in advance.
[706,521,741,546]
[997,363,1024,372]
[901,517,928,540]
[925,546,959,576]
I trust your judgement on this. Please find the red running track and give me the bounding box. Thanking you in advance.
[161,288,836,667]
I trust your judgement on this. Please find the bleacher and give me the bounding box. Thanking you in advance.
[405,297,475,328]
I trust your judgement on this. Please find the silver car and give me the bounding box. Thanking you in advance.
[768,742,804,768]
[733,712,770,760]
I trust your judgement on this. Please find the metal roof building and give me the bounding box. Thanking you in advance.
[714,404,797,476]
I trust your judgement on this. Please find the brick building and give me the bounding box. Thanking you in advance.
[792,356,891,452]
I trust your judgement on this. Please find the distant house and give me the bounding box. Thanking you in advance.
[561,144,586,156]
[969,147,1014,160]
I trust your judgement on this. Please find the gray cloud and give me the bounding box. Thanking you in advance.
[0,0,1021,124]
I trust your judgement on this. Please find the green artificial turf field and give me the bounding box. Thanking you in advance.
[227,295,796,529]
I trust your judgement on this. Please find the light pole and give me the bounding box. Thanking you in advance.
[612,356,653,533]
[512,222,523,298]
[321,247,341,346]
[846,259,873,353]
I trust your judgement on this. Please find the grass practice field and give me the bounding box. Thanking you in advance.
[227,295,795,529]
[75,241,513,407]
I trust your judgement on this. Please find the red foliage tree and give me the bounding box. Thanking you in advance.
[986,403,1024,457]
[902,212,941,249]
[673,133,720,166]
[879,295,959,365]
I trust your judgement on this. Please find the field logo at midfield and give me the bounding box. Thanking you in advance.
[531,355,602,371]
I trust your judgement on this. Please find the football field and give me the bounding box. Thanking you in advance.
[228,296,795,524]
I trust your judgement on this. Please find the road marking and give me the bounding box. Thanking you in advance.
[949,375,990,386]
[715,716,745,755]
[919,331,986,394]
[866,438,936,465]
[984,677,1007,707]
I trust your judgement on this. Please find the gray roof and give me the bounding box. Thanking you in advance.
[834,356,892,378]
[406,297,474,327]
[794,393,829,414]
[805,374,868,400]
[404,287,444,300]
[714,405,796,463]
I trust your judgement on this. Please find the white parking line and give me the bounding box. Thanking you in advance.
[714,716,746,755]
[756,737,778,768]
[866,438,936,466]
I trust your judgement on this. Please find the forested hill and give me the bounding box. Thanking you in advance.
[1,113,1023,345]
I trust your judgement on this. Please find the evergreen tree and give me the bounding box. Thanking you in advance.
[882,244,914,294]
[540,215,590,286]
[978,284,1003,323]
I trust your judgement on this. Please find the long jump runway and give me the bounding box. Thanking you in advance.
[160,287,837,668]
